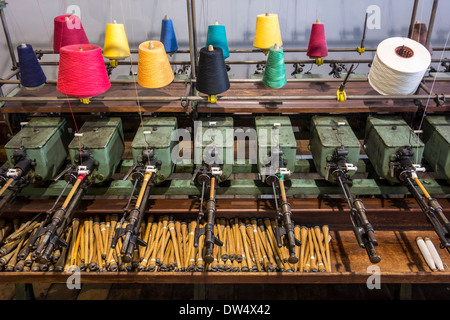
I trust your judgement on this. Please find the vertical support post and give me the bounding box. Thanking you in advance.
[407,0,419,38]
[186,0,196,80]
[0,3,19,79]
[425,0,439,50]
[191,0,198,72]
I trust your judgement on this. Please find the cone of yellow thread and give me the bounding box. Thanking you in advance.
[253,13,282,52]
[103,21,130,61]
[137,40,174,89]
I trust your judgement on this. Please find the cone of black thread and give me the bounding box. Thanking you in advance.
[195,46,230,95]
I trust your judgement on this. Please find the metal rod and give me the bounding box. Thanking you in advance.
[186,0,196,79]
[425,0,439,50]
[190,0,198,72]
[0,93,446,103]
[408,0,420,38]
[0,7,19,74]
[36,58,448,67]
[2,76,450,85]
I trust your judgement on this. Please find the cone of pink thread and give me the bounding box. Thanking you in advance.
[306,19,328,58]
[53,14,89,53]
[57,44,110,99]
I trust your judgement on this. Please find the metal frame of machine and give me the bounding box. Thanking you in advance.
[0,0,449,290]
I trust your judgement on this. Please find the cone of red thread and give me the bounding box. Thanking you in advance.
[307,19,328,58]
[57,44,110,99]
[53,14,89,53]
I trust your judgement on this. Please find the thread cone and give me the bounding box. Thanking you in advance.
[160,16,178,54]
[103,22,130,60]
[307,20,328,58]
[137,40,174,88]
[262,44,286,88]
[206,23,229,59]
[53,14,89,53]
[196,46,230,95]
[57,44,110,98]
[253,13,282,50]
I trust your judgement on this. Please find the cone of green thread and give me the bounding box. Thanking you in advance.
[262,43,286,88]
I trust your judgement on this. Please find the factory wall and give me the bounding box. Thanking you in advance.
[0,0,449,95]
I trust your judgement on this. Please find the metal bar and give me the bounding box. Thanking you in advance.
[36,58,447,67]
[190,0,198,72]
[32,47,450,56]
[425,0,439,50]
[0,69,19,81]
[0,94,446,103]
[408,0,420,38]
[186,0,196,79]
[0,7,19,75]
[2,77,450,85]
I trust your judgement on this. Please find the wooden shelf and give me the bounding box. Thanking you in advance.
[2,81,449,114]
[0,230,448,284]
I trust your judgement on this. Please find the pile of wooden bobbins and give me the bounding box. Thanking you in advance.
[0,215,332,273]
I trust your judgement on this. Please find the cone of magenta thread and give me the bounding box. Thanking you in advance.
[17,43,47,89]
[53,14,89,53]
[306,19,328,58]
[57,44,110,99]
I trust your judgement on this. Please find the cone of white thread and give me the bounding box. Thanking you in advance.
[368,37,431,95]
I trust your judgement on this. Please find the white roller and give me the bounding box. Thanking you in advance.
[368,37,431,95]
[416,236,437,272]
[424,237,444,271]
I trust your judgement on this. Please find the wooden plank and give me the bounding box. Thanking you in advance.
[0,283,15,300]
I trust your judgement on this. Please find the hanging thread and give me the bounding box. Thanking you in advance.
[262,43,286,88]
[307,19,328,58]
[368,37,431,95]
[56,44,111,99]
[137,40,174,89]
[206,21,229,60]
[53,14,89,53]
[253,13,282,53]
[103,20,131,66]
[196,45,230,96]
[160,15,178,54]
[17,43,46,89]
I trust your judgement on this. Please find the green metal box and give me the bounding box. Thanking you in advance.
[255,116,296,177]
[309,116,360,181]
[5,117,70,183]
[421,115,450,182]
[364,116,424,184]
[131,117,177,184]
[68,117,124,184]
[194,117,234,182]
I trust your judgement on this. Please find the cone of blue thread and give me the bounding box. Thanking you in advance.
[262,43,286,88]
[17,43,46,89]
[206,20,229,60]
[160,15,178,54]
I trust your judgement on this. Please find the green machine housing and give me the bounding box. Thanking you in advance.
[131,117,178,184]
[194,117,234,182]
[4,117,70,183]
[68,117,124,184]
[364,116,424,184]
[421,115,450,182]
[255,116,296,178]
[309,116,360,183]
